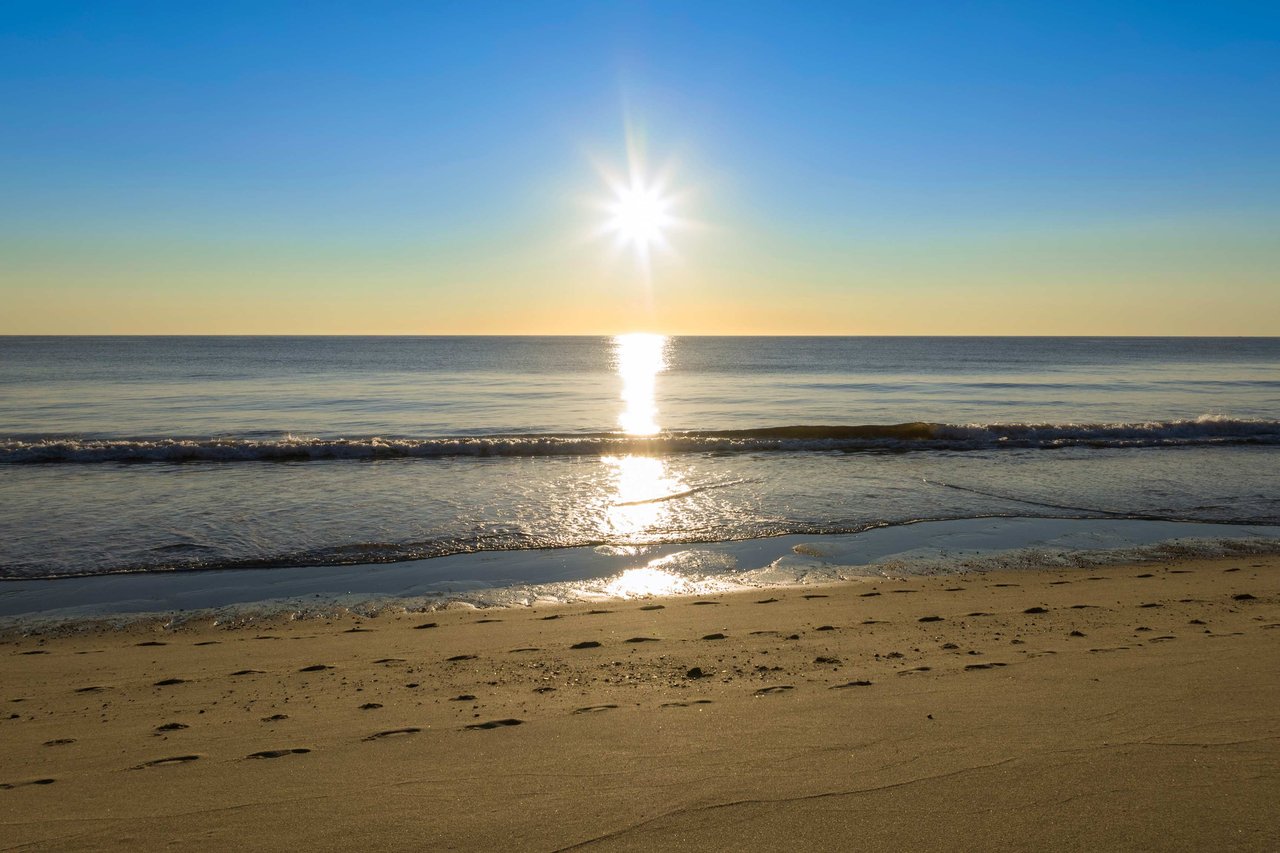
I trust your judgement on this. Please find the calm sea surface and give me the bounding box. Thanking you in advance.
[1,336,1277,581]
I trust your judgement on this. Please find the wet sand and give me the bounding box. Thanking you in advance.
[2,555,1278,851]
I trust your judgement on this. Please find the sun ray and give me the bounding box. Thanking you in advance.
[589,126,685,285]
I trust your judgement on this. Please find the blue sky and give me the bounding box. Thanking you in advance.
[2,1,1278,333]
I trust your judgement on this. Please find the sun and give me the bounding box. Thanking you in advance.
[606,182,673,253]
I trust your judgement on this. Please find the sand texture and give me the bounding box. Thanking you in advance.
[2,555,1278,851]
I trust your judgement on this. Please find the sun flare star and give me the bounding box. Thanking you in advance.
[606,182,673,256]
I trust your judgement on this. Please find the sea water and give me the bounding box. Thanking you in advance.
[1,336,1277,616]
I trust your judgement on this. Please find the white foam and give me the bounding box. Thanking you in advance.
[4,416,1278,464]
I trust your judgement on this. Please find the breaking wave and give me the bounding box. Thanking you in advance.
[3,416,1278,464]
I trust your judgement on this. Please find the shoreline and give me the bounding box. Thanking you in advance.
[2,553,1277,850]
[4,516,1279,631]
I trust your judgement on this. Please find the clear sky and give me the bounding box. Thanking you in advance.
[2,1,1278,334]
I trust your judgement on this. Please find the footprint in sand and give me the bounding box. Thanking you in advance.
[231,669,265,676]
[133,755,201,769]
[830,680,873,689]
[660,699,714,707]
[533,686,556,694]
[154,722,189,732]
[374,658,407,664]
[1232,593,1257,601]
[701,633,727,641]
[573,705,618,714]
[247,748,312,758]
[465,719,523,730]
[1139,603,1163,609]
[450,694,476,702]
[43,738,76,746]
[363,729,420,741]
[510,647,542,653]
[569,641,601,649]
[18,650,49,655]
[1024,607,1049,614]
[476,618,503,623]
[815,625,837,632]
[135,641,167,647]
[413,622,438,630]
[814,656,841,664]
[860,592,882,598]
[918,616,944,623]
[753,685,795,696]
[964,662,1008,671]
[897,667,932,675]
[446,654,478,661]
[298,664,334,672]
[802,594,829,600]
[638,605,665,611]
[154,678,187,687]
[193,641,220,646]
[756,598,780,604]
[344,627,374,633]
[624,637,660,643]
[0,778,57,789]
[74,686,109,694]
[261,714,290,722]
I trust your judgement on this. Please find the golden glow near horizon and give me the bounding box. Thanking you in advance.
[613,332,668,435]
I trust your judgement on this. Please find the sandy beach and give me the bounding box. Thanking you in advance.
[1,555,1277,851]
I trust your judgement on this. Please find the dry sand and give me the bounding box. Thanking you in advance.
[2,555,1278,851]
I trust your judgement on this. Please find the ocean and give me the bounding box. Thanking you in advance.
[2,336,1278,618]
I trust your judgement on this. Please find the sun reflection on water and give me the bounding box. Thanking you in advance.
[612,333,668,436]
[602,454,684,537]
[598,334,687,560]
[603,566,691,598]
